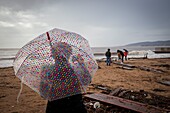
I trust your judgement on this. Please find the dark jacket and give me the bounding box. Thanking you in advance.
[46,94,87,113]
[105,51,111,57]
[117,50,124,56]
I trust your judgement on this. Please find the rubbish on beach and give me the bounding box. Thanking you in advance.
[93,102,100,109]
[84,93,169,113]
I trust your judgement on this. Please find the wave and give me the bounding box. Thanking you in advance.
[129,50,151,55]
[94,50,170,60]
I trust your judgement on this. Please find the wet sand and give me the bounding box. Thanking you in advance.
[0,58,170,113]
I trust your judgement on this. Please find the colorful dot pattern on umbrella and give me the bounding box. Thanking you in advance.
[13,28,98,101]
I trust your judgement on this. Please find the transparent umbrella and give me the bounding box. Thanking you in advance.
[13,28,98,101]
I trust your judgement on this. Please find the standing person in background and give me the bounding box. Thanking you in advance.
[117,50,124,63]
[123,49,128,61]
[105,48,111,66]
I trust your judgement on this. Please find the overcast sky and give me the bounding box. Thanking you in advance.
[0,0,170,48]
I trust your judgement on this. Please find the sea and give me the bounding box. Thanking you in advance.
[0,46,170,68]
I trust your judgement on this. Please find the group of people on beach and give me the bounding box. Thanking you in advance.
[105,48,128,66]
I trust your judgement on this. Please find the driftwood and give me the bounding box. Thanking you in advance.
[84,93,169,113]
[109,87,122,96]
[88,84,170,110]
[138,66,164,73]
[114,62,136,68]
[118,90,130,97]
[157,81,170,86]
[90,84,111,92]
[153,88,167,92]
[151,64,170,67]
[117,66,134,70]
[114,62,164,73]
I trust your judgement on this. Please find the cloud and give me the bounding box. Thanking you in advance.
[0,21,15,27]
[0,6,49,29]
[0,0,170,48]
[17,22,32,28]
[16,11,36,20]
[0,7,11,15]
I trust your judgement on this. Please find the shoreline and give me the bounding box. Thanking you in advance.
[1,57,170,69]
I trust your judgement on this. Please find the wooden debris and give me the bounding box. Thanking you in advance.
[109,87,122,96]
[114,62,136,68]
[84,93,169,113]
[153,88,167,92]
[118,90,130,97]
[90,84,111,92]
[87,84,170,110]
[96,86,107,90]
[151,64,170,68]
[114,62,164,73]
[117,66,134,70]
[157,81,170,86]
[138,66,164,73]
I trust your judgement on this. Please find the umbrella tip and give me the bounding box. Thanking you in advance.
[46,32,50,40]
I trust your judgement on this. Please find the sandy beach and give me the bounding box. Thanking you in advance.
[0,58,170,113]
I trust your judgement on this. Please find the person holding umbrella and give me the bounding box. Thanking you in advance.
[13,28,98,113]
[44,42,88,113]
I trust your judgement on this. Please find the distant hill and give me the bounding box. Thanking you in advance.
[126,40,170,46]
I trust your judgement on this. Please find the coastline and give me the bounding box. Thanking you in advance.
[1,47,170,68]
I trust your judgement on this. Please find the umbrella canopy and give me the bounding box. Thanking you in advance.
[13,28,98,101]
